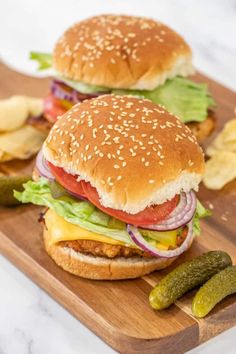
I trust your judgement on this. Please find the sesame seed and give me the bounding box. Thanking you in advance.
[188,160,194,166]
[113,137,120,143]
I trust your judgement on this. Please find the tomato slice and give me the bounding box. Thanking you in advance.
[48,162,87,198]
[48,162,179,225]
[81,181,179,226]
[44,94,69,122]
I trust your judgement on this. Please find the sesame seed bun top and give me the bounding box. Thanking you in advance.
[43,95,204,214]
[53,14,194,90]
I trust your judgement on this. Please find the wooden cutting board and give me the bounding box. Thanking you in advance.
[0,62,236,354]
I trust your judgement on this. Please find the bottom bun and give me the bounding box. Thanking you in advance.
[187,114,215,142]
[43,228,177,280]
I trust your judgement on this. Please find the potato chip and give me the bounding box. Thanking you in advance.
[207,119,236,156]
[0,96,43,132]
[0,96,28,132]
[26,97,43,116]
[0,125,46,162]
[203,151,236,190]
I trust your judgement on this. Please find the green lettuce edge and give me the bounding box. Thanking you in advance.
[30,51,214,123]
[14,178,134,246]
[30,52,53,71]
[14,178,210,246]
[193,200,211,236]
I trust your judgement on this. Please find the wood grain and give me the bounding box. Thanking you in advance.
[0,62,236,354]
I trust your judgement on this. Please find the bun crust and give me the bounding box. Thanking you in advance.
[53,15,193,90]
[44,95,205,214]
[44,227,176,280]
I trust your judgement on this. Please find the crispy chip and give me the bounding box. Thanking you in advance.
[203,151,236,189]
[207,119,236,156]
[26,97,43,116]
[0,125,46,162]
[0,96,43,132]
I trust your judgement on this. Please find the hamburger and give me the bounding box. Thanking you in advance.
[16,95,210,280]
[30,14,215,140]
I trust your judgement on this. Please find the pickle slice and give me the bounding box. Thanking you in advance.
[149,251,232,310]
[0,175,31,206]
[192,265,236,318]
[49,180,71,199]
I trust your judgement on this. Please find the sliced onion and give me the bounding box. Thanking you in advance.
[127,220,193,258]
[142,191,196,231]
[51,80,76,103]
[51,80,103,104]
[36,149,55,180]
[36,151,88,200]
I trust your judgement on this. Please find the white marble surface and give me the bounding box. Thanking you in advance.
[0,1,236,353]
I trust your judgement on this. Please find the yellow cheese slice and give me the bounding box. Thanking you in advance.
[45,209,124,246]
[156,243,169,251]
[45,210,172,251]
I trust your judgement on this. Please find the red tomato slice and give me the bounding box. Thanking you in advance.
[48,162,87,198]
[48,162,179,225]
[44,94,68,122]
[81,181,179,226]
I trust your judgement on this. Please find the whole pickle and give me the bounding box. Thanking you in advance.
[192,265,236,318]
[149,251,232,310]
[0,175,31,206]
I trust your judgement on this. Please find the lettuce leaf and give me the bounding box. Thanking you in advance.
[112,77,215,123]
[54,73,109,94]
[14,178,210,245]
[30,52,109,93]
[52,76,215,122]
[193,200,211,236]
[30,52,214,122]
[14,178,135,246]
[30,52,53,70]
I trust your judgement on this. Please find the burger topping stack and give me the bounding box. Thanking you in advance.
[15,95,209,280]
[30,15,214,140]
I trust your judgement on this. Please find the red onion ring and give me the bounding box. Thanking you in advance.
[51,80,76,103]
[36,149,55,180]
[51,80,104,103]
[142,191,196,231]
[127,220,193,258]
